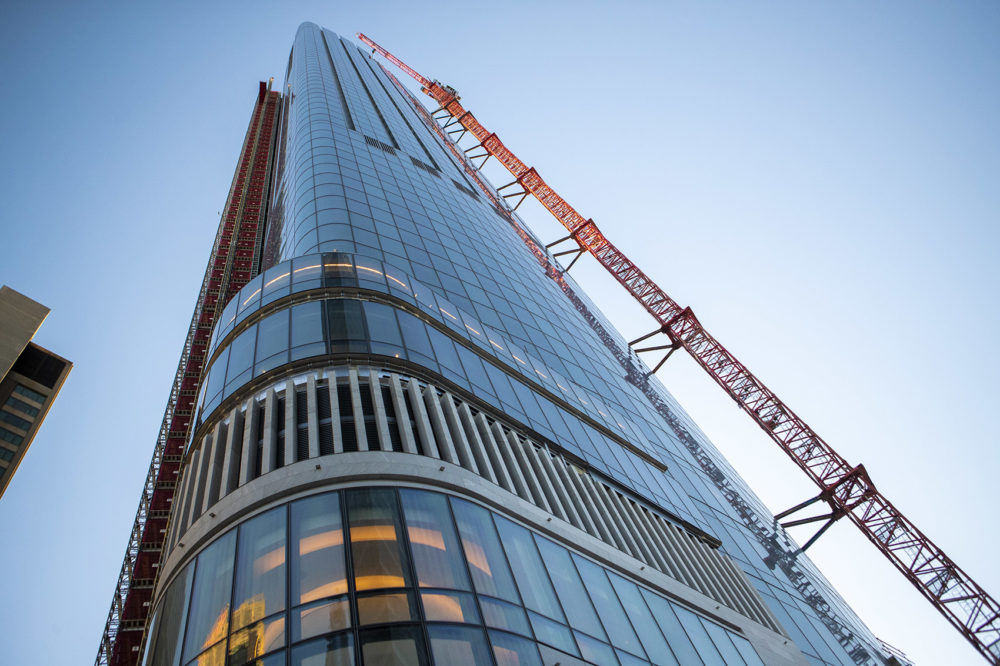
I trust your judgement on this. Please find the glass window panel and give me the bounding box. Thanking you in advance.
[232,507,286,630]
[529,612,579,656]
[226,326,257,386]
[245,653,284,666]
[450,498,520,603]
[184,640,225,666]
[322,253,357,287]
[607,572,679,666]
[700,619,748,665]
[728,634,766,666]
[400,489,471,590]
[638,589,704,666]
[292,597,351,642]
[291,301,324,348]
[255,352,288,378]
[346,488,412,591]
[359,625,428,666]
[575,631,619,666]
[533,537,605,640]
[397,311,433,358]
[362,301,403,348]
[256,311,290,363]
[292,254,324,291]
[478,596,530,636]
[291,341,327,362]
[536,644,592,666]
[410,278,438,317]
[291,492,347,605]
[148,564,193,666]
[357,591,418,625]
[183,531,236,663]
[571,555,643,657]
[216,297,239,346]
[290,632,355,666]
[421,591,480,624]
[355,255,387,291]
[140,607,159,666]
[227,614,285,664]
[384,264,413,300]
[426,327,463,376]
[489,630,543,666]
[327,300,366,342]
[493,516,564,622]
[617,649,649,666]
[435,295,464,332]
[428,624,493,666]
[237,275,264,319]
[203,348,229,408]
[261,264,292,305]
[672,606,724,664]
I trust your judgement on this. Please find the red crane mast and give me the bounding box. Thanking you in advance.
[359,33,999,664]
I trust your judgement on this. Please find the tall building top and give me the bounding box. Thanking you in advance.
[0,285,50,379]
[0,286,71,499]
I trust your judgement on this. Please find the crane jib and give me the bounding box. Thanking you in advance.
[358,32,1000,664]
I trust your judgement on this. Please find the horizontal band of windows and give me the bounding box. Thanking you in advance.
[197,293,665,475]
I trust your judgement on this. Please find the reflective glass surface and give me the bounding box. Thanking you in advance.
[149,486,764,666]
[187,21,886,664]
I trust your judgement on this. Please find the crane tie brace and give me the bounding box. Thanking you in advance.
[359,33,1000,664]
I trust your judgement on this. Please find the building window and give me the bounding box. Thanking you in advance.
[146,487,767,666]
[0,428,23,447]
[0,411,31,432]
[4,397,40,418]
[13,384,45,404]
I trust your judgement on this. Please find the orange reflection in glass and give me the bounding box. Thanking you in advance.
[194,641,226,666]
[300,580,349,604]
[350,524,396,543]
[202,606,230,650]
[422,593,465,622]
[462,541,492,578]
[242,287,262,307]
[252,546,285,576]
[264,272,290,288]
[408,526,445,551]
[354,574,406,591]
[298,529,343,556]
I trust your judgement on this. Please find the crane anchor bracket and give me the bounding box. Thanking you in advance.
[774,466,876,554]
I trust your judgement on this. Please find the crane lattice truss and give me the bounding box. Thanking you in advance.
[359,33,1000,664]
[96,83,280,666]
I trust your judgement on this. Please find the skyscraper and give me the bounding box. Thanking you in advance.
[103,23,905,666]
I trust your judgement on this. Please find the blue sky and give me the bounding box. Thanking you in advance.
[0,2,997,664]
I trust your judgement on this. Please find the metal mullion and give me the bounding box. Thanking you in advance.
[340,488,363,666]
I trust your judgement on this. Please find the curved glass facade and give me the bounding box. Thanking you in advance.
[151,21,895,666]
[197,253,665,475]
[145,486,764,666]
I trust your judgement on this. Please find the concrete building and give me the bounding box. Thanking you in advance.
[113,23,906,666]
[0,286,71,499]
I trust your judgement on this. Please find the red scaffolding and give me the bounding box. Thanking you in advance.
[95,82,281,666]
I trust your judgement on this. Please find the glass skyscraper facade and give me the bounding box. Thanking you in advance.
[138,23,899,666]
